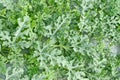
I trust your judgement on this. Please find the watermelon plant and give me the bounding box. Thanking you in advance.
[0,0,120,80]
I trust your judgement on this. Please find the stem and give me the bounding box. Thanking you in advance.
[52,16,68,36]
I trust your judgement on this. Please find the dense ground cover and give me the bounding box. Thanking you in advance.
[0,0,120,80]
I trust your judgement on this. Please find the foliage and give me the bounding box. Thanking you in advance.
[0,0,120,80]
